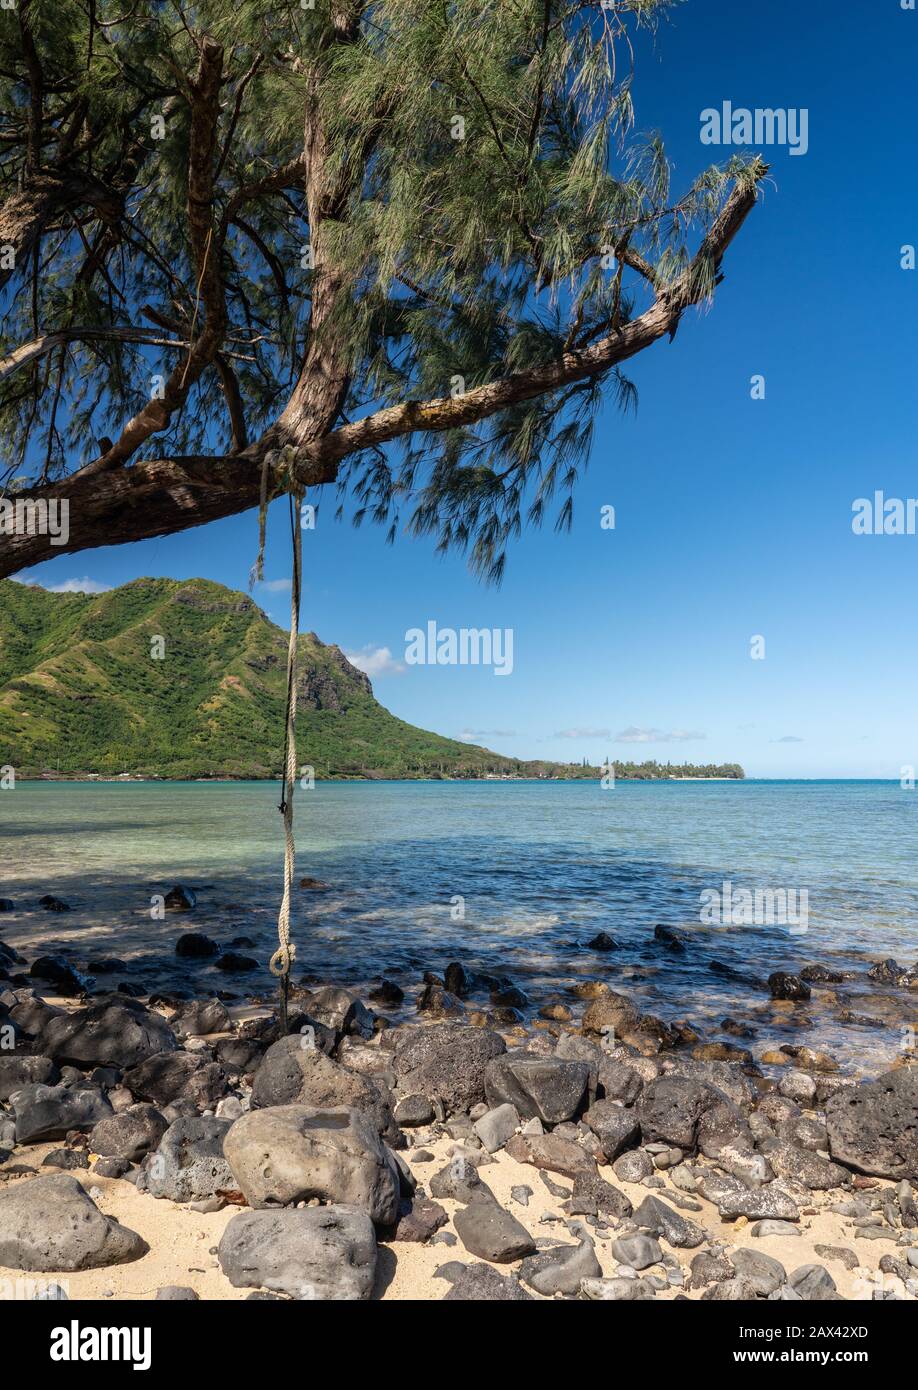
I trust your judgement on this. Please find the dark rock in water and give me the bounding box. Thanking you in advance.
[123,1051,227,1109]
[42,1147,89,1170]
[394,1024,506,1116]
[299,877,329,892]
[38,895,69,913]
[442,1262,533,1300]
[768,972,811,1002]
[800,963,847,984]
[175,932,218,958]
[39,1000,177,1069]
[453,1190,535,1263]
[825,1068,918,1180]
[29,955,85,996]
[867,958,914,986]
[586,932,619,951]
[251,1034,395,1139]
[369,978,404,1006]
[0,1174,146,1271]
[146,1116,234,1201]
[216,952,259,973]
[13,1083,113,1144]
[444,962,477,998]
[90,1104,168,1163]
[417,981,464,1017]
[0,1055,59,1102]
[654,924,687,952]
[86,957,127,974]
[219,1205,376,1300]
[0,901,15,913]
[164,885,196,912]
[489,983,528,1010]
[224,1104,400,1223]
[170,998,231,1038]
[570,1170,633,1219]
[710,959,768,991]
[115,981,145,997]
[226,935,255,949]
[721,1017,756,1039]
[484,1052,590,1124]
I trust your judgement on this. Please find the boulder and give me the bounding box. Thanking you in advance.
[758,1137,850,1190]
[729,1248,787,1297]
[38,1000,177,1069]
[218,1205,376,1300]
[89,1105,168,1163]
[582,1099,640,1161]
[768,972,811,1002]
[569,1171,633,1219]
[123,1051,227,1109]
[393,1024,506,1115]
[473,1102,519,1153]
[484,1052,590,1124]
[175,932,218,958]
[638,1075,721,1150]
[453,1190,535,1263]
[504,1131,597,1179]
[581,991,640,1037]
[29,956,85,996]
[250,1035,394,1138]
[520,1231,601,1294]
[825,1069,918,1180]
[216,952,258,973]
[631,1194,705,1248]
[13,1083,112,1144]
[442,1262,533,1300]
[305,986,374,1039]
[0,1174,146,1271]
[146,1116,234,1202]
[169,999,230,1038]
[224,1104,399,1224]
[0,1055,59,1103]
[164,885,196,912]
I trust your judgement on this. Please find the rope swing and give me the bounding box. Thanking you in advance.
[252,447,303,1036]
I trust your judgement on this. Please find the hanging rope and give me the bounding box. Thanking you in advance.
[266,471,304,1036]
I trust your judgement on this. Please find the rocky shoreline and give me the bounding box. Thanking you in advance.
[1,892,917,1302]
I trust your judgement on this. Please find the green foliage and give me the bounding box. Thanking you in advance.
[1,1,762,581]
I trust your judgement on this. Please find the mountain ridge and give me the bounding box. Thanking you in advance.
[0,578,744,781]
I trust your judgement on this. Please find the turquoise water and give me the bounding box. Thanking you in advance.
[1,779,916,1071]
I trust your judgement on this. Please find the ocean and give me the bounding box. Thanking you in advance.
[2,778,917,1072]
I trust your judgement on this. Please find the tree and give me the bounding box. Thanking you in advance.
[0,0,766,582]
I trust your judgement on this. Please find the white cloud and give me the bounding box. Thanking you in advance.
[47,577,111,594]
[554,726,611,739]
[772,735,804,743]
[459,728,517,740]
[344,644,406,677]
[254,578,292,593]
[615,726,706,743]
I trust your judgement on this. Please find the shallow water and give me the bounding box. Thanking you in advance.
[1,779,917,1073]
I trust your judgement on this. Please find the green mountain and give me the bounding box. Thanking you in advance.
[0,577,522,779]
[0,577,745,781]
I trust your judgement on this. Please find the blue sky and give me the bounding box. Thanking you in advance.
[17,0,918,777]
